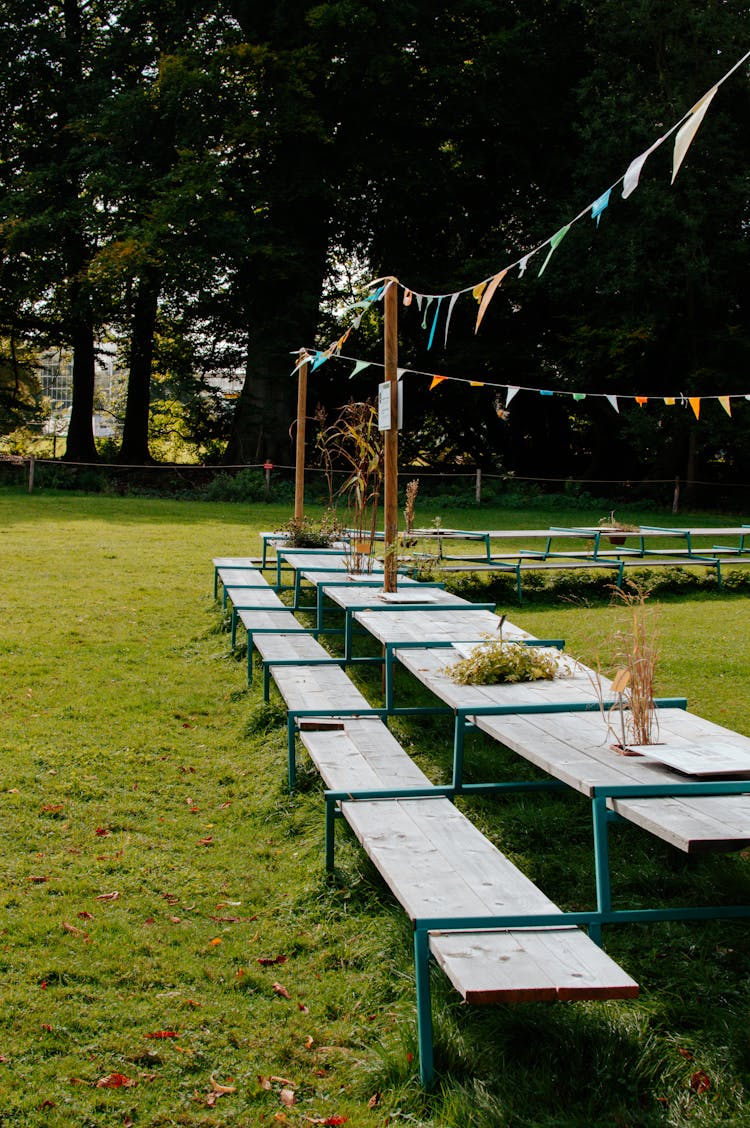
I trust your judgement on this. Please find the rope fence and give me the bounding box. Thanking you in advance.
[1,455,747,511]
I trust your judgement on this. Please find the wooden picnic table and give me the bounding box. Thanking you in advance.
[341,606,750,938]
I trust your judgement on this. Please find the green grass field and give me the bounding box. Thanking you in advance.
[1,491,750,1126]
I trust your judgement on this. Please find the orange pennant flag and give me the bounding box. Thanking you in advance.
[472,281,488,303]
[429,375,448,391]
[689,397,701,419]
[663,397,676,406]
[719,396,732,417]
[403,289,413,306]
[635,396,648,406]
[475,269,508,334]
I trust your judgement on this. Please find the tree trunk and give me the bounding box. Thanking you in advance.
[119,269,161,464]
[63,288,98,463]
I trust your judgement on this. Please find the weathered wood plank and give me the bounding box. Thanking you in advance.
[430,928,638,1004]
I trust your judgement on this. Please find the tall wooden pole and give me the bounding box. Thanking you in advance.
[294,352,309,521]
[383,278,399,592]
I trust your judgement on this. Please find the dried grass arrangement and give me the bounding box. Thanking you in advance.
[606,583,660,749]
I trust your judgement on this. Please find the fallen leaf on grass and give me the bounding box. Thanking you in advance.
[257,955,287,966]
[210,915,242,923]
[41,804,64,814]
[144,1031,179,1039]
[280,1088,296,1108]
[678,1048,693,1060]
[368,1093,380,1109]
[27,875,50,884]
[304,1118,349,1126]
[96,891,120,902]
[95,828,110,837]
[208,937,222,947]
[96,1073,136,1088]
[690,1070,711,1094]
[205,1075,236,1107]
[298,1002,309,1015]
[62,921,89,941]
[198,837,214,846]
[272,982,291,999]
[78,911,94,920]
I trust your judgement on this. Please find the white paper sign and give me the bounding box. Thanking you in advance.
[378,381,403,431]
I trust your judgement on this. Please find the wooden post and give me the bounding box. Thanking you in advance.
[383,278,399,592]
[672,475,680,514]
[475,467,482,505]
[294,352,309,521]
[28,456,35,494]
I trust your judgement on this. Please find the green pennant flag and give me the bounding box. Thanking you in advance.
[538,224,571,277]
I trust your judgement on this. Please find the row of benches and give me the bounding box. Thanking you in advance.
[213,557,638,1087]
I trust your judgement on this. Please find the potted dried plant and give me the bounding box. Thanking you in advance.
[597,510,640,547]
[316,399,383,575]
[604,583,660,753]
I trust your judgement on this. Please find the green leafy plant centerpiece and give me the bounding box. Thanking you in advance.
[277,509,341,548]
[447,617,571,685]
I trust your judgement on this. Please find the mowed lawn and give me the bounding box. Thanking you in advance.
[1,490,750,1127]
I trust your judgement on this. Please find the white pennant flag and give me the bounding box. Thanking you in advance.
[622,136,666,199]
[505,386,520,406]
[606,394,619,414]
[672,86,718,184]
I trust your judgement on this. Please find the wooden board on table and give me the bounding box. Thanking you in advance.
[342,796,637,1003]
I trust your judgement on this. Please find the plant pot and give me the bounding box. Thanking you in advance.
[608,535,627,546]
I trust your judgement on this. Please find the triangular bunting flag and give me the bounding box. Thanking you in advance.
[403,290,413,306]
[606,395,619,413]
[444,292,460,346]
[505,386,520,406]
[470,381,485,387]
[538,225,571,277]
[539,389,553,397]
[475,270,508,333]
[429,375,447,391]
[473,281,488,302]
[397,368,407,381]
[622,136,665,199]
[719,395,732,416]
[421,297,433,329]
[664,397,676,406]
[672,86,718,184]
[635,396,648,406]
[518,253,532,277]
[427,296,443,349]
[689,397,701,419]
[348,360,371,379]
[573,393,586,401]
[591,188,611,226]
[311,352,328,372]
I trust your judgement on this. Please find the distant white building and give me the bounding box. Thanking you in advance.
[39,344,121,438]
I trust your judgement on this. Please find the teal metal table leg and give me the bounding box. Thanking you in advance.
[591,794,613,947]
[325,796,337,871]
[287,716,297,791]
[414,927,436,1088]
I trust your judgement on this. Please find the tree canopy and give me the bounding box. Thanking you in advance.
[1,0,748,491]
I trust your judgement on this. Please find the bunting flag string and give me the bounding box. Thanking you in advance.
[290,347,750,420]
[352,46,750,346]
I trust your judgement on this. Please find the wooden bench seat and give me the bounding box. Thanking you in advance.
[215,567,269,607]
[236,608,309,683]
[211,555,262,598]
[434,554,723,601]
[297,717,638,1086]
[254,630,345,701]
[223,584,290,647]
